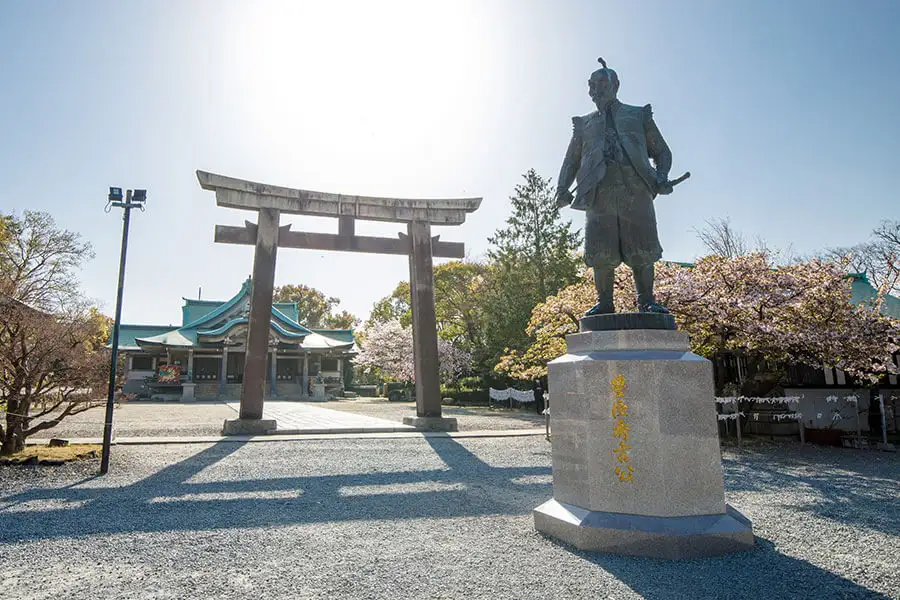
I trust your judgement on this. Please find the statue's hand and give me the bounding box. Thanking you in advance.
[555,189,573,207]
[655,176,673,196]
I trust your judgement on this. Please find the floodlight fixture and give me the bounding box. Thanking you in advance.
[132,189,147,203]
[108,187,123,202]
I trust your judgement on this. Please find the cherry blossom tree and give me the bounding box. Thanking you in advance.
[497,254,899,390]
[354,318,472,385]
[436,338,473,385]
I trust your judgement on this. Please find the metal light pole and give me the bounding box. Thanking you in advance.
[100,187,146,475]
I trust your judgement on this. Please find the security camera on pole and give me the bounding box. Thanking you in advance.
[100,187,146,475]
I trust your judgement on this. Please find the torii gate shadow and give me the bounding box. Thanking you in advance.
[0,437,550,543]
[0,439,890,598]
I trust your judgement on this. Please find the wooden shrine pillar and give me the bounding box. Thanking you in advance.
[240,207,280,420]
[407,221,442,418]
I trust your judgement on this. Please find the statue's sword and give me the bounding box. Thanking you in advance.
[567,170,691,199]
[665,171,691,188]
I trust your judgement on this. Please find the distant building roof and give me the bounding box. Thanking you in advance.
[115,279,354,353]
[117,325,177,351]
[182,297,299,326]
[848,273,900,319]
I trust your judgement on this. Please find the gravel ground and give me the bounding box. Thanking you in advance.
[321,398,548,431]
[28,399,545,440]
[28,401,238,439]
[0,439,897,599]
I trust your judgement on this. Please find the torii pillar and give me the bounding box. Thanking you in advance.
[241,207,279,421]
[197,170,481,435]
[407,220,441,422]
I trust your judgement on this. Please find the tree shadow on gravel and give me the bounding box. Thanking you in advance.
[578,536,891,600]
[721,446,900,537]
[0,437,551,543]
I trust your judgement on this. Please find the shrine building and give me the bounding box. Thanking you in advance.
[116,278,356,401]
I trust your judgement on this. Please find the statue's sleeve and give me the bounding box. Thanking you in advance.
[557,117,582,193]
[643,104,672,181]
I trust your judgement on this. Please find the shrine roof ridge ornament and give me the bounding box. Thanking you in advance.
[197,170,482,226]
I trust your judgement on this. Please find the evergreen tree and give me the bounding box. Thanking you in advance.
[482,169,582,375]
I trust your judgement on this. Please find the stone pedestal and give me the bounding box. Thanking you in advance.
[534,321,754,559]
[311,382,326,401]
[222,418,277,435]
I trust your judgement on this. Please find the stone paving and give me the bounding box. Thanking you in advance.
[228,400,417,434]
[27,399,546,441]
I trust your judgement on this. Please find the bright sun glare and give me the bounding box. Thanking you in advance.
[220,1,493,197]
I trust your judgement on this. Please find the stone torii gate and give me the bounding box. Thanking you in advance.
[197,170,481,434]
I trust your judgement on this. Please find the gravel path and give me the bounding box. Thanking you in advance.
[28,401,238,439]
[1,439,897,599]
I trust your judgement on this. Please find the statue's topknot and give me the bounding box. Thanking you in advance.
[590,57,619,92]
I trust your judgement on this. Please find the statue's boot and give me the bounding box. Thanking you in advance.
[585,265,615,316]
[633,263,669,314]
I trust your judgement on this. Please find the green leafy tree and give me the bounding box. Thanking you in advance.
[433,261,487,350]
[324,310,359,329]
[273,284,357,329]
[482,169,582,373]
[366,281,411,328]
[365,262,490,365]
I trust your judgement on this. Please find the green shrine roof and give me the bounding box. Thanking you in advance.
[135,328,197,349]
[181,299,221,327]
[117,278,354,353]
[117,325,179,351]
[848,273,900,319]
[182,298,299,325]
[273,302,300,323]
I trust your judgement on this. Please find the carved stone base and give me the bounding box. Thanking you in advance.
[534,500,754,559]
[402,416,458,432]
[222,418,277,435]
[537,326,754,559]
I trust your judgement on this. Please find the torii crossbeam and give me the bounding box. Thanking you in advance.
[197,170,482,434]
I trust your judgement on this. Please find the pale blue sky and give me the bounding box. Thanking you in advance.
[1,0,898,326]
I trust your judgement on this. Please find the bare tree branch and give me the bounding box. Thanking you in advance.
[694,217,751,258]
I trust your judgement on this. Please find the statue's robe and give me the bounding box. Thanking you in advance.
[559,100,672,268]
